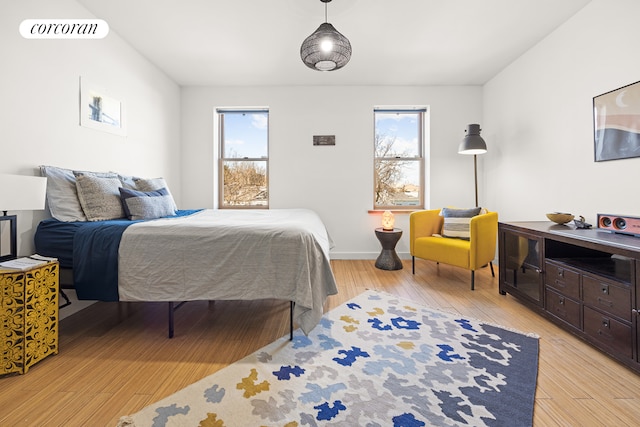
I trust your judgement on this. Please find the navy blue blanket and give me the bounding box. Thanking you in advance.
[73,219,139,301]
[35,210,201,301]
[35,219,84,268]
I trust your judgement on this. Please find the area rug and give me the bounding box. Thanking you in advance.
[117,290,539,426]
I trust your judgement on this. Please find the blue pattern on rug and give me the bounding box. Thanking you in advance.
[118,290,539,427]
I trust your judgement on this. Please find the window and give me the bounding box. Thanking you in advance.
[374,108,426,209]
[217,109,269,208]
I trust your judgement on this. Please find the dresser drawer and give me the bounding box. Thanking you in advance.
[545,261,580,300]
[582,275,631,322]
[583,306,632,359]
[545,287,581,329]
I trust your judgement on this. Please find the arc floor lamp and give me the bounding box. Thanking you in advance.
[458,124,487,207]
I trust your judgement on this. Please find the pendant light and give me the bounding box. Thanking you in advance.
[300,0,352,71]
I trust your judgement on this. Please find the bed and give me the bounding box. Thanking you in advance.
[34,166,338,337]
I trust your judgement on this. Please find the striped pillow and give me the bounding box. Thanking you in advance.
[119,187,176,220]
[440,207,482,240]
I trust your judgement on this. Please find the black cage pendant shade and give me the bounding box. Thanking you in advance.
[300,0,352,71]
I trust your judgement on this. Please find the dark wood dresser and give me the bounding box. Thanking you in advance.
[499,221,640,373]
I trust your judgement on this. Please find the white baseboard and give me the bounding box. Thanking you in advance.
[329,251,412,260]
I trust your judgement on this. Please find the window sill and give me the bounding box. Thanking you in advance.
[368,209,420,215]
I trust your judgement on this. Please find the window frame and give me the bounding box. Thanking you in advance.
[373,107,426,210]
[217,108,269,209]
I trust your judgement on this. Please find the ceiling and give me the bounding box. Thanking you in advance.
[77,0,591,87]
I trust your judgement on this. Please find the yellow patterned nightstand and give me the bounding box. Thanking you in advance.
[1,261,59,375]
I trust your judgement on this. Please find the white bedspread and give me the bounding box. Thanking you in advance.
[117,209,338,334]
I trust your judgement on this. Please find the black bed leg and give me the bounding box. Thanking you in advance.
[290,301,294,340]
[167,301,187,338]
[59,288,71,309]
[168,302,174,338]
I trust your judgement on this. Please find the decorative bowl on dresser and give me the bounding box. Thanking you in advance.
[546,212,575,225]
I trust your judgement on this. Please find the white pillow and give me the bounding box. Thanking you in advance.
[39,166,86,222]
[39,166,117,222]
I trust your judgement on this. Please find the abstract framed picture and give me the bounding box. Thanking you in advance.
[593,80,640,162]
[79,76,126,136]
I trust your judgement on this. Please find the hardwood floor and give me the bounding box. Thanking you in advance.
[2,259,640,426]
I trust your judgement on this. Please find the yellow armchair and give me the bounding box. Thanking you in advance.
[409,208,498,290]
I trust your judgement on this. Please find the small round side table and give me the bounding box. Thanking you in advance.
[374,228,403,270]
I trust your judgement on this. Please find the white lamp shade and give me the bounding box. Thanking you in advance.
[0,174,48,212]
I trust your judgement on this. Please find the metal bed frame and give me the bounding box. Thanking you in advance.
[60,267,295,339]
[167,301,295,339]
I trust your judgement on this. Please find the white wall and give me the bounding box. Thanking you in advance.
[181,86,483,259]
[19,0,630,261]
[1,0,181,256]
[484,0,640,224]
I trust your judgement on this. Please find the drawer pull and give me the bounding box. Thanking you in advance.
[602,318,610,328]
[601,285,609,295]
[557,269,564,278]
[559,296,565,305]
[597,297,613,308]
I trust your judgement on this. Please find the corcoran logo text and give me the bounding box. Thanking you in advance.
[20,19,109,39]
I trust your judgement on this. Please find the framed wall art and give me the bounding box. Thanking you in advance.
[79,76,126,136]
[593,80,640,162]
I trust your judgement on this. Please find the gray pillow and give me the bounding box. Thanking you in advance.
[134,177,177,211]
[74,173,125,221]
[119,187,176,220]
[441,207,482,240]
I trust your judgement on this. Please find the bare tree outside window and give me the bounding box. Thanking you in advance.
[218,110,269,208]
[374,109,425,209]
[222,159,268,206]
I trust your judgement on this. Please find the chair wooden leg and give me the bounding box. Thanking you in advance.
[471,270,475,290]
[412,256,415,274]
[489,261,495,277]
